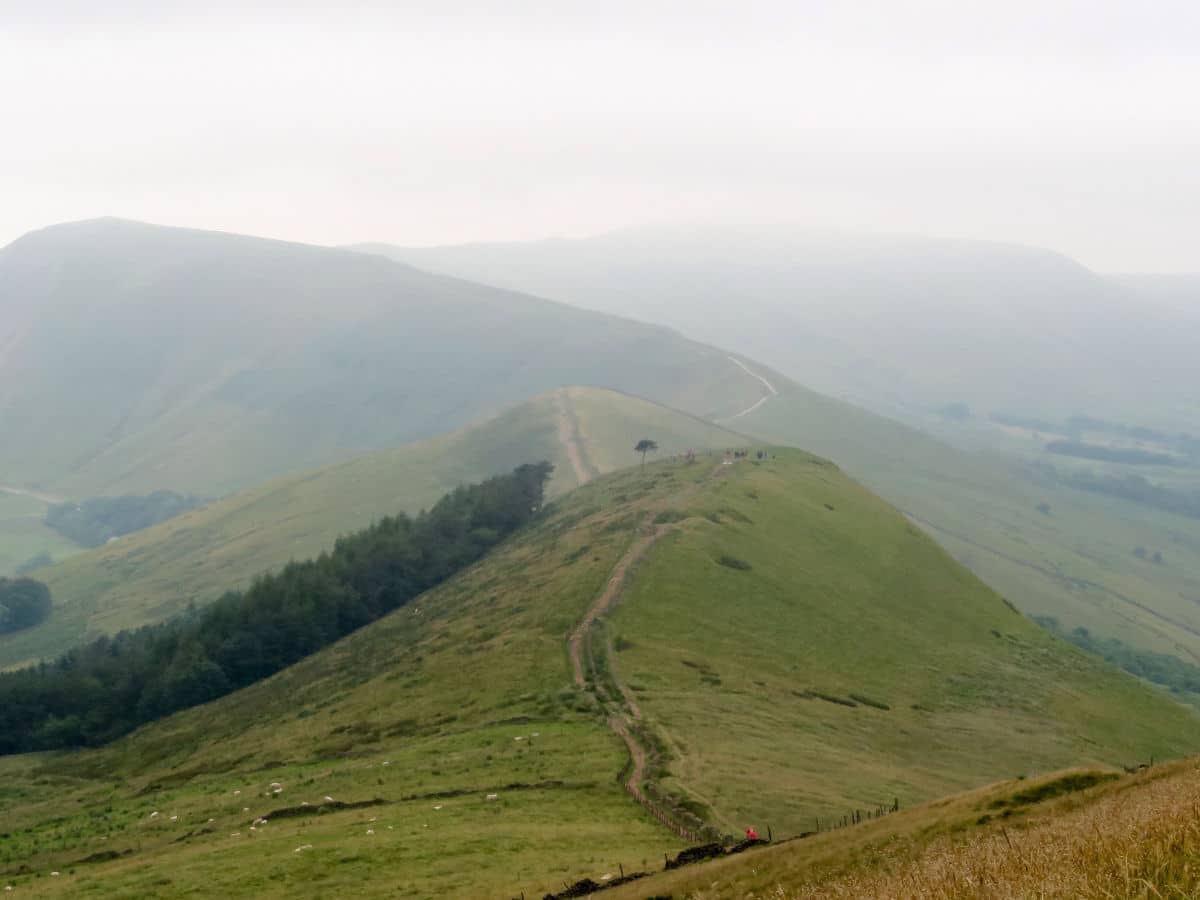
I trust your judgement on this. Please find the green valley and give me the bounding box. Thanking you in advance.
[0,451,1195,898]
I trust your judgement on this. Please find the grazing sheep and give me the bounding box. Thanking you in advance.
[169,815,178,822]
[230,833,241,837]
[4,885,12,891]
[433,805,443,811]
[324,796,334,803]
[294,844,313,853]
[365,829,375,835]
[485,794,499,801]
[50,873,59,877]
[149,811,159,819]
[233,790,241,796]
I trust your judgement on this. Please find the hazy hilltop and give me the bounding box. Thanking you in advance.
[369,226,1200,437]
[0,219,764,499]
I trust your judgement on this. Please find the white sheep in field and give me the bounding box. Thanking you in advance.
[294,844,313,853]
[485,794,499,801]
[149,811,159,819]
[324,796,334,803]
[365,828,375,835]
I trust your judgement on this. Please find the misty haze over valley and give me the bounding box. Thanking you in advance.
[1,3,1197,898]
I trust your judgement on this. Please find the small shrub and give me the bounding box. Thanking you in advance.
[716,555,752,571]
[654,510,686,524]
[812,691,857,708]
[564,544,592,564]
[613,636,635,652]
[718,506,753,524]
[849,693,890,710]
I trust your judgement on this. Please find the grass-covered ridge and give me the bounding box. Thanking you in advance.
[1,387,746,671]
[602,759,1200,899]
[1,450,1197,897]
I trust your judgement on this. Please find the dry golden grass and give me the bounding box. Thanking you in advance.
[769,762,1200,899]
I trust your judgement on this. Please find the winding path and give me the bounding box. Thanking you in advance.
[725,355,778,420]
[554,390,598,486]
[0,484,64,505]
[566,518,672,821]
[566,466,728,841]
[568,522,669,690]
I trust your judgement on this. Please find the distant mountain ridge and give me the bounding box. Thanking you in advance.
[0,218,766,498]
[362,226,1200,435]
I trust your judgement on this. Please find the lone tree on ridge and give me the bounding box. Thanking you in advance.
[635,438,658,468]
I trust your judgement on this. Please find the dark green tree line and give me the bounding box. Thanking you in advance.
[0,462,552,754]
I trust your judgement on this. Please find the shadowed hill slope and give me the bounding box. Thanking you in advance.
[0,387,747,670]
[1,451,1196,898]
[0,218,764,500]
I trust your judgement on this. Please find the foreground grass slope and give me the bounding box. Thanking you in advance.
[606,758,1200,899]
[1,452,1197,898]
[0,387,746,670]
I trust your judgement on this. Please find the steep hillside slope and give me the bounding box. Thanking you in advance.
[1,451,1196,898]
[370,226,1200,434]
[0,219,764,499]
[605,759,1200,899]
[731,384,1200,678]
[0,387,746,670]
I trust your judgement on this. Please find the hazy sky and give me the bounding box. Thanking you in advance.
[2,1,1197,270]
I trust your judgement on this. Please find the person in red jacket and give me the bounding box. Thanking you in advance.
[746,827,759,840]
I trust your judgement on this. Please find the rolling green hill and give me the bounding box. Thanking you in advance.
[1,451,1196,898]
[0,387,746,670]
[729,384,1200,683]
[358,232,1200,680]
[0,219,763,502]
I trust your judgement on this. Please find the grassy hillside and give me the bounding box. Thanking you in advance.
[0,387,746,670]
[0,219,764,501]
[1,451,1197,898]
[604,759,1200,899]
[731,385,1200,679]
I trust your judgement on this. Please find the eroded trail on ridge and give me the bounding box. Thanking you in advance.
[567,465,727,840]
[568,522,668,691]
[554,390,597,486]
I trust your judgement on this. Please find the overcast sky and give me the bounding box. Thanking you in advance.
[2,1,1197,271]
